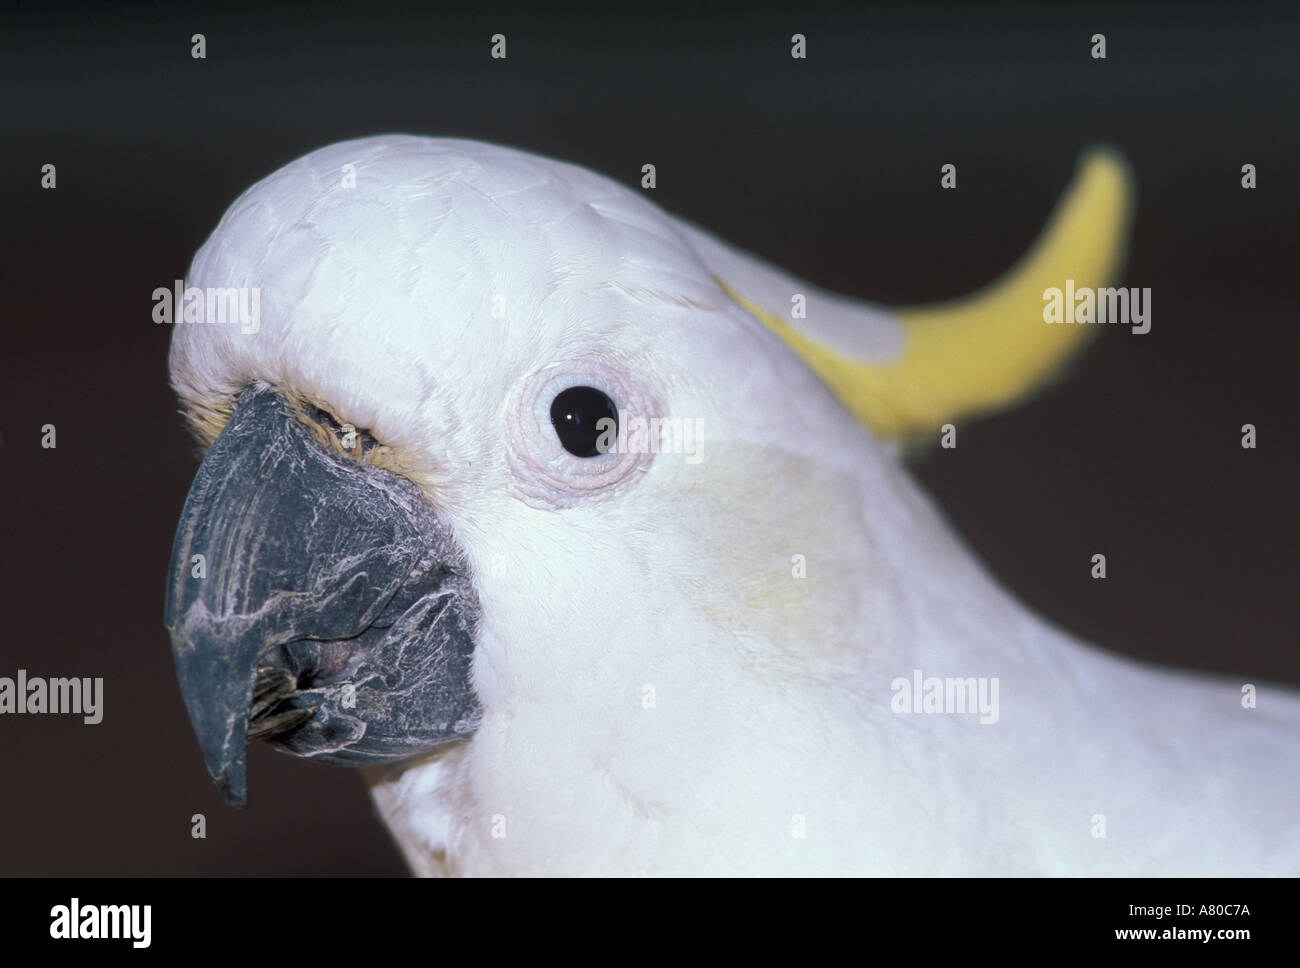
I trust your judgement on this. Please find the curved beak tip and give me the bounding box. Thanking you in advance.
[214,764,248,809]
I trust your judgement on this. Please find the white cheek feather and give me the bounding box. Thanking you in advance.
[171,135,1300,876]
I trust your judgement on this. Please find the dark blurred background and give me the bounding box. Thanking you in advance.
[2,0,1296,874]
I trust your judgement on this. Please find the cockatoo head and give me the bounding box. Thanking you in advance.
[165,136,1130,813]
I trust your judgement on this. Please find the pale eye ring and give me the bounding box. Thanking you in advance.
[505,359,659,508]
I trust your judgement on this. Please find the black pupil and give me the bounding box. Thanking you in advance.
[550,386,618,458]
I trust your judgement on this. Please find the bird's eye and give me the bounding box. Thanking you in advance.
[550,386,617,457]
[506,359,660,509]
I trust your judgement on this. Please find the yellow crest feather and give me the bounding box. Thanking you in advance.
[718,148,1135,439]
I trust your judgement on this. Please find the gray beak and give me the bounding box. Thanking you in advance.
[164,386,479,807]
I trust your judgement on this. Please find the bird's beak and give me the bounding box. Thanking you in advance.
[164,386,479,807]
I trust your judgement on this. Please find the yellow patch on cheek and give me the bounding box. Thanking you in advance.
[657,444,888,670]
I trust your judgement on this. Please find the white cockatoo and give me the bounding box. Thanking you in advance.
[165,135,1299,875]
